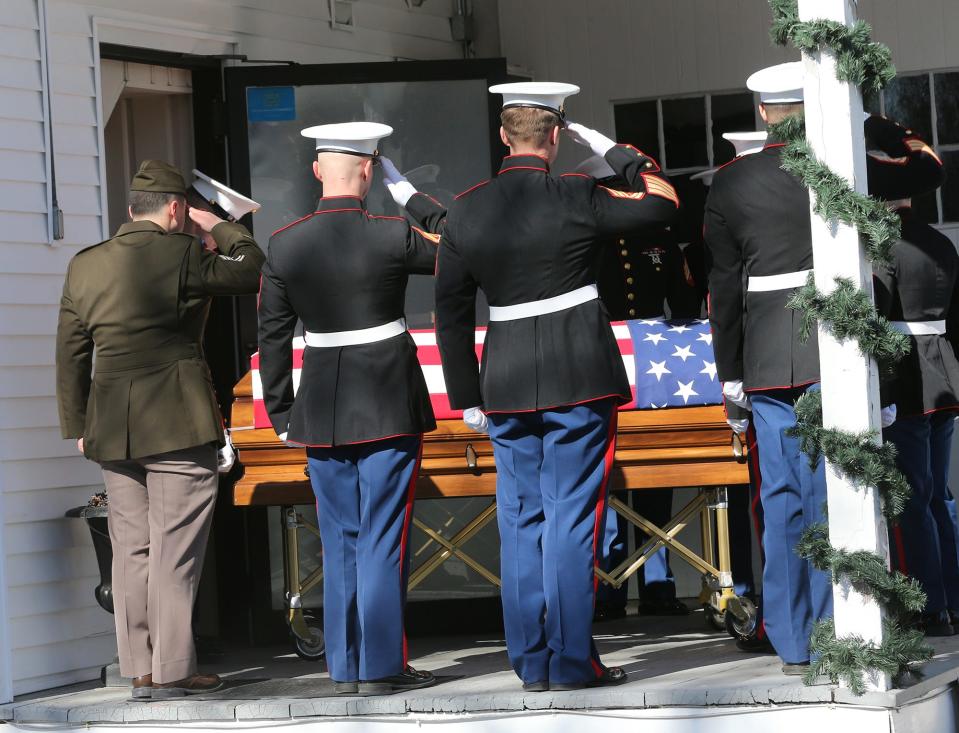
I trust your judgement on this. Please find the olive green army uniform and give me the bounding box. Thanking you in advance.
[55,160,264,684]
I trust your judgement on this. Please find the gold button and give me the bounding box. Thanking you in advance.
[618,238,626,245]
[655,266,661,272]
[620,249,628,256]
[624,263,631,270]
[627,293,635,301]
[628,308,636,317]
[626,277,634,285]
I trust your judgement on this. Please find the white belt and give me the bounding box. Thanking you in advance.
[890,320,946,336]
[747,269,813,292]
[304,318,407,347]
[488,284,599,322]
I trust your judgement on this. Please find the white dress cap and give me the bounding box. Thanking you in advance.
[747,61,805,104]
[299,121,393,154]
[489,82,580,116]
[574,155,615,179]
[191,170,261,220]
[691,131,768,185]
[722,131,768,157]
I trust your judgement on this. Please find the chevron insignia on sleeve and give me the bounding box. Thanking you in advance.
[642,174,680,206]
[413,227,442,244]
[600,187,646,200]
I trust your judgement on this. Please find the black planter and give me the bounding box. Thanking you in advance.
[65,505,113,614]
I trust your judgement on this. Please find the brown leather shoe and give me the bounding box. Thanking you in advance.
[131,674,153,700]
[153,673,223,699]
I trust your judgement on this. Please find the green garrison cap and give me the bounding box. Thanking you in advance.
[130,159,187,195]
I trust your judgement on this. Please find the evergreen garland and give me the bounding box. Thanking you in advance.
[787,276,911,365]
[768,0,896,94]
[805,619,933,694]
[767,0,931,692]
[797,524,926,616]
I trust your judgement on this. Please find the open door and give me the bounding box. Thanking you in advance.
[222,59,507,638]
[226,59,506,354]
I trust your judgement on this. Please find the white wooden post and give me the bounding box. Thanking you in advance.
[797,0,891,692]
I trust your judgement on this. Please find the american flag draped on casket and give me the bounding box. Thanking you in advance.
[248,318,721,428]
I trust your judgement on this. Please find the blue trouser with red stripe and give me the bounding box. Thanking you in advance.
[885,413,959,613]
[750,384,832,664]
[487,399,616,686]
[306,435,422,683]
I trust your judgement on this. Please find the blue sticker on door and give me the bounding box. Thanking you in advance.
[247,87,296,122]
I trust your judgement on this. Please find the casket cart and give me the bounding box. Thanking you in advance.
[229,323,754,659]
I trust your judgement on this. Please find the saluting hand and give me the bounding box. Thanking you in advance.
[188,207,226,234]
[379,156,418,208]
[564,122,616,157]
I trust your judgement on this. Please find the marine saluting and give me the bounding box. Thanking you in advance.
[434,81,680,691]
[256,121,447,695]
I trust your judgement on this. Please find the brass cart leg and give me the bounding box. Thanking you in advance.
[714,486,744,621]
[283,507,313,643]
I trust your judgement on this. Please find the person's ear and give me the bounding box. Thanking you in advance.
[362,158,373,181]
[313,160,322,182]
[758,104,769,123]
[499,126,510,148]
[169,197,180,224]
[550,125,561,146]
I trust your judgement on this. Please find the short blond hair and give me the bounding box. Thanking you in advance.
[762,103,804,124]
[501,107,560,148]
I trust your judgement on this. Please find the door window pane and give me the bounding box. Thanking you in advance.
[710,92,757,165]
[883,74,932,142]
[934,73,959,145]
[662,97,708,169]
[245,79,491,328]
[613,100,659,159]
[941,151,959,222]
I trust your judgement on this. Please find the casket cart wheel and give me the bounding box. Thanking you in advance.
[703,603,725,631]
[724,596,760,641]
[292,613,325,661]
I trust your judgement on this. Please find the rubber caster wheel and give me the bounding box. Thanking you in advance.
[704,603,725,631]
[292,615,325,661]
[725,596,760,641]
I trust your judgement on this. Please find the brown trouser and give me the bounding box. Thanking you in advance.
[101,444,217,683]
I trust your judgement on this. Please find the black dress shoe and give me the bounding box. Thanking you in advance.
[735,636,775,654]
[359,666,436,695]
[593,605,627,623]
[333,680,359,695]
[522,680,549,692]
[551,666,628,691]
[638,598,690,616]
[915,610,956,637]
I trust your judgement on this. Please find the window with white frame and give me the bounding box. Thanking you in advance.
[865,70,959,225]
[612,91,756,244]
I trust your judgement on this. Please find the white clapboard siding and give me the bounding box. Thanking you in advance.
[0,0,473,699]
[498,0,959,129]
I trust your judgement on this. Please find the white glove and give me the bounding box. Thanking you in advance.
[379,156,417,207]
[463,406,488,434]
[564,122,616,157]
[722,380,751,410]
[726,418,749,435]
[881,404,897,429]
[218,430,236,474]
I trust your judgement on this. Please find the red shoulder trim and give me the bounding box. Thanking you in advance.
[272,212,316,237]
[319,195,364,201]
[499,166,549,174]
[455,179,491,200]
[366,214,406,221]
[412,191,444,208]
[504,153,549,163]
[561,172,592,179]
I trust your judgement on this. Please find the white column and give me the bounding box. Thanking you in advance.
[797,0,891,692]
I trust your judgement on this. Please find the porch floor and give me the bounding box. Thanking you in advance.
[4,607,959,725]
